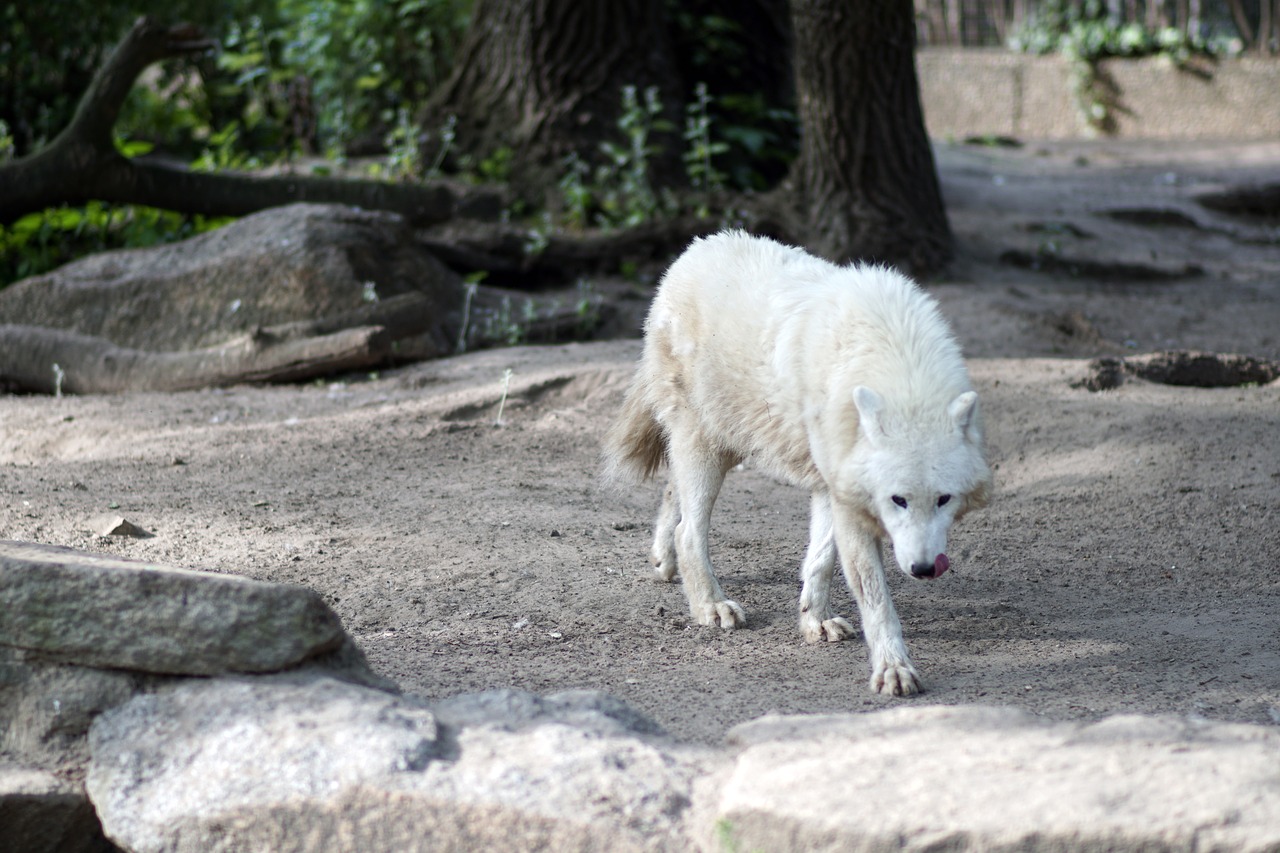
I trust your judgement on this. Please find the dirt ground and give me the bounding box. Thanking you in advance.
[2,140,1278,745]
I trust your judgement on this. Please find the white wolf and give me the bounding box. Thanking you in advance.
[603,230,991,696]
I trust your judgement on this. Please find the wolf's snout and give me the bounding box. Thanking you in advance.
[910,554,950,580]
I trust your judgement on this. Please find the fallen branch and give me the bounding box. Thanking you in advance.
[0,323,391,395]
[0,285,609,394]
[0,18,456,226]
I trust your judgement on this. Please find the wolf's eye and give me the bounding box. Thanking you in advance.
[937,495,952,507]
[891,495,908,508]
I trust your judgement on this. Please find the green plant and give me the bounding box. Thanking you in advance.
[382,107,424,180]
[477,145,513,183]
[558,154,593,230]
[0,118,15,162]
[523,211,554,257]
[554,86,678,231]
[481,295,532,346]
[425,113,457,180]
[595,85,675,228]
[1008,0,1236,134]
[0,202,233,287]
[493,368,513,425]
[278,0,470,154]
[455,272,485,354]
[574,279,601,335]
[192,121,263,172]
[683,81,729,215]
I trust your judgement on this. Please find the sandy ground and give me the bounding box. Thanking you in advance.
[2,140,1278,744]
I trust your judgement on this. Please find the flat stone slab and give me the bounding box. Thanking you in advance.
[696,705,1280,852]
[86,678,698,853]
[0,540,344,675]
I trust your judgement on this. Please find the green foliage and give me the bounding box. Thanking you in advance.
[191,122,264,171]
[0,1,230,155]
[208,14,302,157]
[1,0,804,297]
[0,202,232,287]
[712,92,796,191]
[1009,0,1238,133]
[277,0,470,153]
[557,86,680,231]
[1009,0,1236,61]
[480,295,536,347]
[597,85,675,228]
[476,146,513,184]
[664,5,798,191]
[683,81,729,213]
[573,279,601,335]
[0,119,14,162]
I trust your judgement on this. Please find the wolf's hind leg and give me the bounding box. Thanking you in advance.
[667,430,745,629]
[651,481,679,581]
[798,492,856,642]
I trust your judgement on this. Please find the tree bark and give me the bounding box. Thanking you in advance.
[788,0,953,275]
[421,0,683,200]
[0,18,456,226]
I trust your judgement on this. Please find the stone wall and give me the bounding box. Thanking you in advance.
[4,540,1280,852]
[917,48,1280,140]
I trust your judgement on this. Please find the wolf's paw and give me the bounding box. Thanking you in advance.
[695,599,747,629]
[800,612,856,643]
[870,661,923,697]
[650,549,677,582]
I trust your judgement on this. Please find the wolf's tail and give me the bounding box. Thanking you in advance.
[602,384,667,483]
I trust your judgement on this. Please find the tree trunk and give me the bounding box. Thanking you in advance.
[788,0,953,275]
[0,18,458,226]
[421,0,683,201]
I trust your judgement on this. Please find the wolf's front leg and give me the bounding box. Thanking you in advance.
[666,431,746,629]
[798,492,856,642]
[832,502,921,695]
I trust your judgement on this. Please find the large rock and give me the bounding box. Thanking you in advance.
[694,705,1280,852]
[87,679,701,853]
[0,540,345,675]
[0,647,143,771]
[0,204,463,352]
[0,764,116,853]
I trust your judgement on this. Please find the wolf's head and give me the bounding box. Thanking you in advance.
[847,386,992,580]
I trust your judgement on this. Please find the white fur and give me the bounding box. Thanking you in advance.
[604,230,992,696]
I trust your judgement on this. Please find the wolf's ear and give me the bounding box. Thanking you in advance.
[853,386,885,444]
[948,391,980,440]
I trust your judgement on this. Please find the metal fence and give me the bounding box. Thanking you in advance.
[915,0,1280,53]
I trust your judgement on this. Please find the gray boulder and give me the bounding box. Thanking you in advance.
[87,678,701,853]
[0,540,345,675]
[0,647,143,772]
[0,540,388,853]
[0,203,463,353]
[694,705,1280,852]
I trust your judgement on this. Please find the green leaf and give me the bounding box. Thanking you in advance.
[114,137,154,158]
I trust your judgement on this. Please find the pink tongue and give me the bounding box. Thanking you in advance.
[934,554,950,576]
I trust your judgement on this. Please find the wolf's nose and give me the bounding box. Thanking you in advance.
[910,563,935,579]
